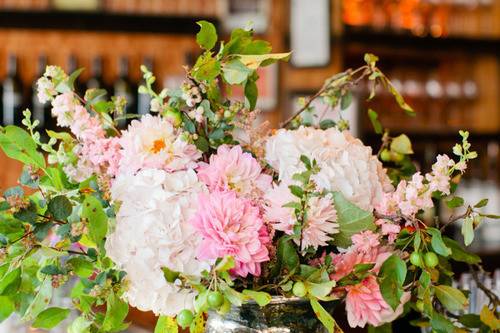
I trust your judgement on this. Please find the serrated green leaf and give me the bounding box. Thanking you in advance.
[434,285,467,312]
[0,125,46,169]
[196,20,217,50]
[331,192,375,248]
[192,52,221,82]
[32,307,71,329]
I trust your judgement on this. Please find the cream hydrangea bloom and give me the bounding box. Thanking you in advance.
[105,168,210,316]
[265,126,392,211]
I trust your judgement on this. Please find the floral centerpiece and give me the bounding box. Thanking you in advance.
[0,22,499,333]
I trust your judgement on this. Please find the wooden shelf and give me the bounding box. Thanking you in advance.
[0,10,219,34]
[341,26,500,55]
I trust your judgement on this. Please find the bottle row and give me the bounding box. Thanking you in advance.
[0,54,156,131]
[0,0,218,16]
[343,0,498,38]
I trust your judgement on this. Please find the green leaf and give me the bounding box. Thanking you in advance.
[196,20,217,50]
[67,68,85,90]
[0,267,21,295]
[0,125,46,168]
[368,323,393,333]
[474,198,488,208]
[221,285,245,307]
[340,91,352,110]
[319,119,336,130]
[434,285,468,312]
[0,295,15,322]
[391,134,413,155]
[194,136,209,152]
[192,52,221,82]
[102,292,129,332]
[458,314,482,328]
[66,257,94,278]
[331,192,376,248]
[32,307,71,329]
[446,196,464,209]
[427,228,451,257]
[40,265,63,276]
[306,280,336,300]
[82,195,108,246]
[480,305,500,330]
[443,237,481,264]
[378,254,407,311]
[461,217,474,246]
[430,312,455,333]
[367,109,383,134]
[288,185,304,198]
[388,83,415,116]
[155,316,178,333]
[181,113,196,134]
[22,277,52,321]
[161,267,179,283]
[244,79,258,110]
[277,237,299,271]
[242,290,272,306]
[68,316,92,333]
[222,59,252,85]
[364,53,379,67]
[48,195,73,221]
[237,52,291,70]
[310,298,338,333]
[215,256,235,272]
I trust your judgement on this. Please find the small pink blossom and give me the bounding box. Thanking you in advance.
[301,195,338,251]
[375,219,401,244]
[197,145,272,197]
[264,182,296,234]
[51,92,78,127]
[190,191,270,277]
[351,230,380,253]
[345,275,409,328]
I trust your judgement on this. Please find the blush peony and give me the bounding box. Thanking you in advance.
[265,126,393,211]
[190,190,270,277]
[105,168,210,316]
[119,114,201,175]
[197,145,271,197]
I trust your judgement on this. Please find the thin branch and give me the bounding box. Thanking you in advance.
[37,213,67,225]
[469,265,500,308]
[440,206,472,232]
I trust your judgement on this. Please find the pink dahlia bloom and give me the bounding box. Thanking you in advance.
[190,190,270,277]
[197,145,272,197]
[345,275,409,328]
[351,230,380,253]
[119,114,201,175]
[264,181,296,234]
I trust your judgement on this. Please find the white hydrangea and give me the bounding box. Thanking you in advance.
[265,126,393,211]
[105,168,210,316]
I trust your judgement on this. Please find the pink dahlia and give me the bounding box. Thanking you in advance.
[345,275,409,328]
[197,145,271,197]
[301,195,338,251]
[190,190,270,277]
[264,181,296,234]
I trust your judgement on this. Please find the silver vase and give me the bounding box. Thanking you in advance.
[205,296,336,333]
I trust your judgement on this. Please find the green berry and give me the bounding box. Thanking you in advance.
[424,252,439,268]
[292,281,307,297]
[410,252,423,267]
[176,309,194,329]
[207,291,224,308]
[164,107,182,127]
[380,149,391,162]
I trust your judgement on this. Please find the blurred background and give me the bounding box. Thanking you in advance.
[0,0,498,332]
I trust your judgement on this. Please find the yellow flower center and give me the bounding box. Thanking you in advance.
[150,139,166,154]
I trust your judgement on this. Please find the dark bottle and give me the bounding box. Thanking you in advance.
[113,56,137,129]
[86,55,107,93]
[67,54,84,95]
[30,55,52,134]
[1,54,25,126]
[137,56,154,116]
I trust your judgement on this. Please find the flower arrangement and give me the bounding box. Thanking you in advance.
[0,21,499,333]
